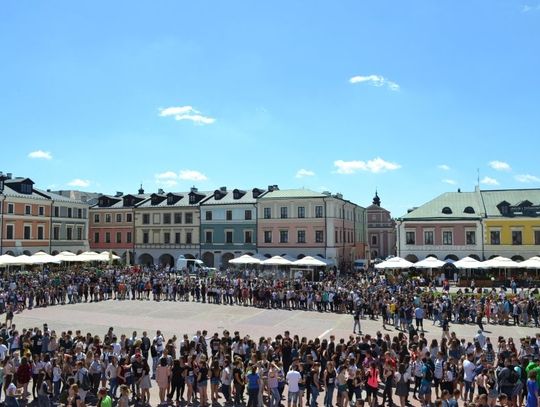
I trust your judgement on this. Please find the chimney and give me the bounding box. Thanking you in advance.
[6,173,12,180]
[322,191,331,196]
[190,187,198,193]
[220,186,227,192]
[158,188,164,195]
[115,191,123,197]
[457,188,461,193]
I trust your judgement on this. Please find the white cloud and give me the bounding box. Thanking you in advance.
[28,150,52,160]
[515,174,540,183]
[334,157,401,174]
[522,4,540,12]
[67,179,91,187]
[159,105,215,125]
[179,170,208,181]
[155,171,178,188]
[349,75,400,91]
[438,164,451,171]
[481,176,499,186]
[295,169,315,178]
[442,179,457,185]
[489,160,511,171]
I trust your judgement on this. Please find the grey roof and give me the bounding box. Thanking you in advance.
[35,189,90,205]
[2,185,51,201]
[202,188,261,206]
[259,188,327,200]
[480,189,540,217]
[400,191,484,220]
[136,191,213,208]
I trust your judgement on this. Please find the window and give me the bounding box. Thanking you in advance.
[53,226,60,240]
[39,206,44,216]
[186,232,192,244]
[298,207,305,218]
[116,232,122,243]
[25,205,31,215]
[224,210,231,221]
[464,206,475,214]
[77,208,83,219]
[335,230,339,243]
[152,213,160,224]
[77,227,83,240]
[315,230,324,243]
[405,231,415,245]
[103,231,108,242]
[67,208,72,218]
[205,211,212,221]
[442,231,453,245]
[264,231,272,243]
[39,225,48,240]
[54,207,59,217]
[7,203,14,214]
[466,231,476,245]
[424,231,434,245]
[512,230,523,245]
[126,213,132,222]
[175,233,181,244]
[185,213,193,224]
[142,214,150,224]
[94,232,99,243]
[164,232,171,244]
[67,227,73,241]
[226,231,233,243]
[205,231,213,244]
[245,210,252,220]
[371,235,378,245]
[174,213,182,224]
[94,213,100,223]
[163,213,171,224]
[116,213,122,223]
[442,207,452,214]
[297,230,306,243]
[21,183,32,194]
[6,224,14,240]
[280,207,288,219]
[245,230,252,244]
[535,231,540,245]
[143,232,149,244]
[490,230,500,245]
[279,230,288,243]
[126,232,132,243]
[23,225,31,240]
[263,208,271,219]
[105,214,111,223]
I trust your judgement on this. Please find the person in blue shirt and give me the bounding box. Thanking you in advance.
[246,365,261,407]
[527,369,539,407]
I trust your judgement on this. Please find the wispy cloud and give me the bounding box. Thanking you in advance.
[334,158,401,174]
[438,164,451,171]
[489,160,511,171]
[481,176,499,186]
[67,179,91,188]
[295,169,315,178]
[28,150,52,160]
[155,171,178,188]
[522,4,540,12]
[442,179,457,185]
[159,105,215,125]
[515,174,540,183]
[349,75,400,91]
[179,170,208,181]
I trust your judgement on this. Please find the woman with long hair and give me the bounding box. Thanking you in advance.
[197,358,209,407]
[365,361,379,407]
[209,360,221,405]
[156,357,171,404]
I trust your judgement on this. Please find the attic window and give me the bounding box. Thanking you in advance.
[189,195,196,204]
[167,196,173,205]
[442,207,452,214]
[463,206,475,214]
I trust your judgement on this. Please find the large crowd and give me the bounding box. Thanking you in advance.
[1,266,540,407]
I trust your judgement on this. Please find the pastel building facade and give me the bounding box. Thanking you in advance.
[200,187,266,268]
[366,192,396,260]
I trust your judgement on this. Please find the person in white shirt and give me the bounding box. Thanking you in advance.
[462,354,476,403]
[286,366,301,407]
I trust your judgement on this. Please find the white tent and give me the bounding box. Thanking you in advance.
[29,251,61,264]
[0,254,16,266]
[413,256,446,269]
[480,256,520,269]
[315,255,334,266]
[261,256,292,266]
[374,256,413,270]
[292,256,328,267]
[229,254,261,265]
[282,255,297,263]
[55,251,83,262]
[519,256,540,269]
[3,254,34,265]
[97,251,121,262]
[453,256,483,269]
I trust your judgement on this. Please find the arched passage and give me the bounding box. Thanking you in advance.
[469,254,481,260]
[51,250,59,256]
[138,253,154,266]
[426,254,438,259]
[445,254,459,261]
[23,250,31,256]
[297,254,305,259]
[184,253,195,259]
[159,253,174,267]
[221,252,234,267]
[202,252,215,267]
[511,255,525,262]
[405,254,418,263]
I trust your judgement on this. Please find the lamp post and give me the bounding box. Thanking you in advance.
[0,173,7,255]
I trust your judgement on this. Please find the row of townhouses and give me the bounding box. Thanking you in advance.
[0,171,399,269]
[397,187,540,262]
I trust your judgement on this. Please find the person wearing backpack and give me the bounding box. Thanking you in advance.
[498,358,518,402]
[75,361,90,406]
[419,357,433,407]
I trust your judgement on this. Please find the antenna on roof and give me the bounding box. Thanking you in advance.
[477,168,480,188]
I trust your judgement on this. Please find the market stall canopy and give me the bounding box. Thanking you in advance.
[453,256,483,269]
[98,251,121,261]
[261,256,293,266]
[519,256,540,269]
[316,255,334,266]
[29,251,61,264]
[413,256,446,269]
[1,254,34,265]
[374,256,413,270]
[229,254,261,265]
[292,256,327,267]
[0,254,16,266]
[75,251,102,262]
[54,251,84,262]
[480,256,520,269]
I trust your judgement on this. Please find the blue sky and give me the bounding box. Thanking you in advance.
[1,0,539,217]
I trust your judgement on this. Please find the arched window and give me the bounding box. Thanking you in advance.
[442,207,453,214]
[371,235,378,245]
[463,206,475,214]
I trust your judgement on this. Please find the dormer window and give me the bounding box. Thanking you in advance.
[463,206,475,214]
[442,207,452,214]
[21,183,32,194]
[189,194,196,204]
[167,196,173,205]
[497,201,510,216]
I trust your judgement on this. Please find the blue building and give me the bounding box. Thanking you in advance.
[200,187,267,268]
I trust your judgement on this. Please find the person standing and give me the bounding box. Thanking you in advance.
[526,369,538,407]
[246,365,260,407]
[415,305,425,332]
[353,307,362,334]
